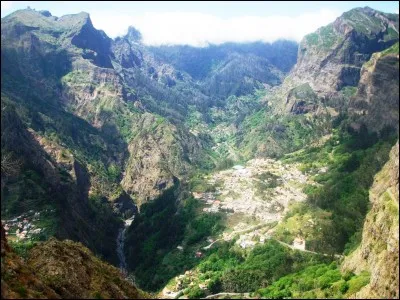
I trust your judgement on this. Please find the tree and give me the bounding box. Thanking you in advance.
[1,151,22,178]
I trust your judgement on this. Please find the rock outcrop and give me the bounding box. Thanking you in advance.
[28,238,146,299]
[349,42,399,134]
[269,7,399,114]
[1,225,146,299]
[342,141,399,299]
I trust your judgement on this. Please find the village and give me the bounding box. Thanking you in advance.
[161,158,312,298]
[188,158,312,254]
[1,209,53,241]
[164,229,308,299]
[193,158,310,222]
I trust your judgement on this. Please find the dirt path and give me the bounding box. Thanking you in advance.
[204,292,252,299]
[274,239,344,259]
[203,223,271,250]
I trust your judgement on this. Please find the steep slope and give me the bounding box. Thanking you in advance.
[1,8,209,210]
[1,226,61,299]
[236,7,398,159]
[149,41,298,99]
[342,141,399,299]
[1,96,123,264]
[2,7,399,299]
[112,27,213,123]
[201,53,284,98]
[1,226,147,299]
[349,42,399,134]
[269,7,398,114]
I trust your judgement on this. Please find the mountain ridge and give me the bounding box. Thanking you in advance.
[1,6,399,299]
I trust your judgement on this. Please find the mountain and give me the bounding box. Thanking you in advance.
[149,41,298,98]
[235,7,399,158]
[1,5,399,300]
[0,7,295,264]
[1,8,207,211]
[349,42,399,134]
[268,7,399,115]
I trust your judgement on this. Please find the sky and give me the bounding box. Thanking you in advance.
[1,1,399,46]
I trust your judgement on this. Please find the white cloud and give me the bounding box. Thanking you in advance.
[91,9,341,46]
[1,1,13,10]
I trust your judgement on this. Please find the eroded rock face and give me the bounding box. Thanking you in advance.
[1,227,146,299]
[270,7,399,114]
[121,113,203,207]
[342,141,399,299]
[1,8,208,212]
[349,43,399,134]
[27,238,145,299]
[296,7,398,94]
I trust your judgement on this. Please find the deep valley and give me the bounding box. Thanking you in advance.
[1,4,399,299]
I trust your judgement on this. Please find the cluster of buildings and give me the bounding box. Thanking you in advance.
[236,229,271,249]
[174,270,210,293]
[193,191,223,213]
[1,210,45,241]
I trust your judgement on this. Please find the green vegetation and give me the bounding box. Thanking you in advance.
[61,70,91,85]
[282,124,396,254]
[319,25,339,49]
[2,7,399,299]
[125,185,226,291]
[381,42,399,56]
[9,240,39,259]
[342,8,385,37]
[1,91,123,263]
[16,285,28,297]
[272,202,334,250]
[238,110,330,159]
[182,240,332,298]
[1,168,54,217]
[305,33,319,47]
[256,262,370,298]
[339,86,357,98]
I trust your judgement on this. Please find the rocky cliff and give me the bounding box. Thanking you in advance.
[349,42,399,134]
[269,7,399,114]
[1,96,123,264]
[1,8,209,209]
[342,141,399,299]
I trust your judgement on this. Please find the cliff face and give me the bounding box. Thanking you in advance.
[269,7,399,114]
[1,97,122,264]
[342,141,399,299]
[121,113,204,206]
[294,7,398,94]
[1,8,208,210]
[349,42,399,134]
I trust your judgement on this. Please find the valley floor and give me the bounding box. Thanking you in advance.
[160,157,331,298]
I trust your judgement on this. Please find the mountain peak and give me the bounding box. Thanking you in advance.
[125,26,142,42]
[57,11,92,29]
[38,10,52,17]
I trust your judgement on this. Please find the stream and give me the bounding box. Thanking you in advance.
[116,216,135,276]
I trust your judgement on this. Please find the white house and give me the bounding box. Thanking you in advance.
[292,237,306,251]
[233,165,244,170]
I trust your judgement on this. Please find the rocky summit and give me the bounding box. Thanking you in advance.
[1,4,399,299]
